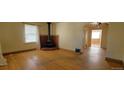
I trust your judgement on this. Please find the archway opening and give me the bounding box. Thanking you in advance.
[91,29,102,47]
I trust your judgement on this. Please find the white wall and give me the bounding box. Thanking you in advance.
[106,22,124,61]
[122,40,124,62]
[0,22,57,53]
[123,50,124,62]
[39,22,56,35]
[101,24,109,49]
[0,42,7,65]
[0,43,2,56]
[56,22,87,51]
[0,22,38,53]
[0,22,55,53]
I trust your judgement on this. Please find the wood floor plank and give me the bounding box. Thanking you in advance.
[0,47,123,70]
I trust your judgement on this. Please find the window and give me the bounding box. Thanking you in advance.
[91,30,102,39]
[24,24,38,43]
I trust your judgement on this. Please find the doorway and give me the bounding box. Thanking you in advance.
[91,29,102,47]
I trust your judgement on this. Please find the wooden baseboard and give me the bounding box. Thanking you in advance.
[3,48,37,55]
[59,48,74,52]
[41,47,59,51]
[60,48,83,54]
[106,57,123,63]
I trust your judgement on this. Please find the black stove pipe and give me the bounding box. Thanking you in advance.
[47,22,51,42]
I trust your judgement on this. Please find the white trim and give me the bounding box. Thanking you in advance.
[0,43,7,66]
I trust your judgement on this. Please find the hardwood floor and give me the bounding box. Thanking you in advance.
[0,47,123,70]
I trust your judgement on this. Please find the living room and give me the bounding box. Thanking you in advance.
[0,22,123,70]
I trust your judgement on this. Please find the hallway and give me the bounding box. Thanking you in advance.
[91,29,102,48]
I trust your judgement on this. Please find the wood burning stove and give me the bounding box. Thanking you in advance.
[43,22,55,48]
